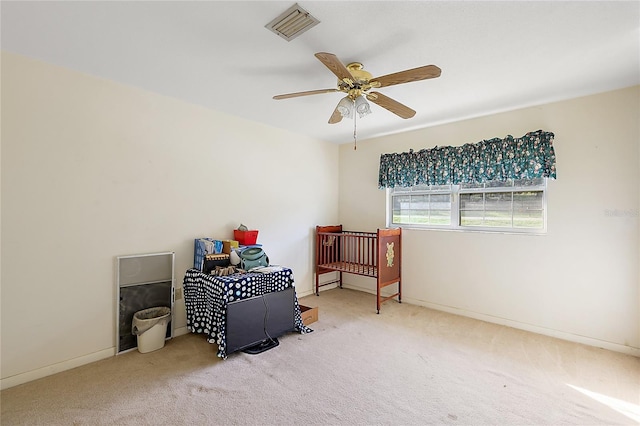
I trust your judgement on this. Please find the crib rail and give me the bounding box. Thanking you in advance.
[317,230,378,277]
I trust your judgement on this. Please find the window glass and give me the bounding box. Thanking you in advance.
[389,179,546,233]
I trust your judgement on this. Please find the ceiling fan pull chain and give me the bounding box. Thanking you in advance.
[353,111,357,150]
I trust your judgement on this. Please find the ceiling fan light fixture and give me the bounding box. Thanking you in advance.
[337,96,354,119]
[354,96,371,118]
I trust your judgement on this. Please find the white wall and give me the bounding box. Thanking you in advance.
[2,51,637,391]
[0,52,339,388]
[339,86,640,355]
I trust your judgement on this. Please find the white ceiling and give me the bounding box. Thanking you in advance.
[2,1,639,144]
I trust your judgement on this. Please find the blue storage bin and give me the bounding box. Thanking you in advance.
[194,238,223,270]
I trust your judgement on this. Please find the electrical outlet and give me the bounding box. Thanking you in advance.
[175,287,183,300]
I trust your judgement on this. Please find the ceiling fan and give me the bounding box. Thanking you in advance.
[273,52,441,124]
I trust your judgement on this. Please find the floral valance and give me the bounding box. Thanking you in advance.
[378,130,556,188]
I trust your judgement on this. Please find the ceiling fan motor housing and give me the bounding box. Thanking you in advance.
[339,63,378,99]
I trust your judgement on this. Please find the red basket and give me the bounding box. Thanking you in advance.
[233,229,258,246]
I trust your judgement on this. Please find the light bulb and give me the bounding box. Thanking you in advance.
[337,96,354,119]
[354,96,371,118]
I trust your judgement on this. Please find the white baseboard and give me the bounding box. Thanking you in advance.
[409,297,640,357]
[1,347,115,390]
[342,283,640,358]
[297,287,335,299]
[174,326,189,337]
[1,327,192,390]
[296,289,316,298]
[5,286,635,391]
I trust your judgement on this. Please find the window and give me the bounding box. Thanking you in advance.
[389,178,546,233]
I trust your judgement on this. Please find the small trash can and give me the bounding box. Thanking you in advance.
[132,307,171,353]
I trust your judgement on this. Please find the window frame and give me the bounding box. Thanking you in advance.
[387,178,548,234]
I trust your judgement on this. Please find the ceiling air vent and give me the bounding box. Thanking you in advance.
[265,3,320,41]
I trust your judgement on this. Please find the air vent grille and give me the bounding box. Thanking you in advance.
[265,3,320,41]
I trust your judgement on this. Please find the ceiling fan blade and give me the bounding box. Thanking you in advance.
[314,52,354,83]
[366,92,416,119]
[371,65,441,88]
[328,105,343,124]
[273,88,339,100]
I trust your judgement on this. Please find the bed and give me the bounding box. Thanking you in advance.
[183,267,311,358]
[315,225,402,313]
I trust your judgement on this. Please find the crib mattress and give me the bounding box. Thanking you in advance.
[318,261,377,277]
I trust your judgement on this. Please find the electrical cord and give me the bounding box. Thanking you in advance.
[261,294,275,344]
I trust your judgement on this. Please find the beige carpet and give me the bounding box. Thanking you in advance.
[2,288,639,425]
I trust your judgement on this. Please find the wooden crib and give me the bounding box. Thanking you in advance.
[315,225,401,313]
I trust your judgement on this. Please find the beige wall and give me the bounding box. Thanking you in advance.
[2,50,638,390]
[339,86,640,355]
[0,52,339,388]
